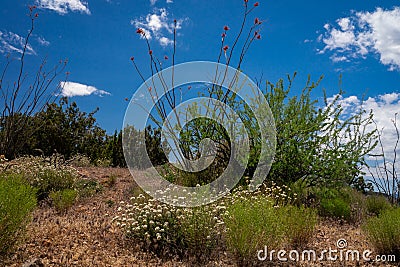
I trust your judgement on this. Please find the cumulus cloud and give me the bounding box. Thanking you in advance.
[131,8,183,47]
[60,81,111,97]
[0,31,36,55]
[36,0,90,15]
[318,7,400,71]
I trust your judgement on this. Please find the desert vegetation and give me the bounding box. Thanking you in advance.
[1,1,400,266]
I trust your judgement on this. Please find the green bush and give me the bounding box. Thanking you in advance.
[363,208,400,259]
[0,174,37,255]
[49,189,78,213]
[223,196,317,265]
[257,75,376,190]
[224,197,281,265]
[313,187,367,222]
[366,195,392,216]
[319,197,351,220]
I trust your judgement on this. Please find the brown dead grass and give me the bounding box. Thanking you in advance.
[1,167,398,266]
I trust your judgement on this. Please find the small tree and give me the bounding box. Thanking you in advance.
[28,97,106,160]
[261,74,376,189]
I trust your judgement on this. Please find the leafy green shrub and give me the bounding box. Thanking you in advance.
[0,174,37,255]
[366,195,392,216]
[363,208,400,259]
[49,189,77,213]
[113,194,224,262]
[256,75,376,190]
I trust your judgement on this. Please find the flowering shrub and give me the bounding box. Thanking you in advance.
[0,155,79,200]
[226,182,296,207]
[113,193,226,261]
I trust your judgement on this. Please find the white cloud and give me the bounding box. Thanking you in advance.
[337,17,353,32]
[60,81,111,97]
[131,8,183,47]
[159,36,173,47]
[166,0,173,3]
[36,0,90,15]
[37,36,50,46]
[318,7,400,70]
[330,55,348,62]
[0,31,36,55]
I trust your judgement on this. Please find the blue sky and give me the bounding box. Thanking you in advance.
[1,0,400,138]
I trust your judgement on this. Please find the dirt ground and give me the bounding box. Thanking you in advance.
[1,167,398,267]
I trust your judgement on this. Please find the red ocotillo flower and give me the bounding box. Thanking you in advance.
[221,33,226,38]
[149,50,153,55]
[130,56,134,61]
[136,28,144,35]
[224,25,230,31]
[223,45,229,52]
[256,34,261,39]
[254,17,261,24]
[164,55,168,60]
[254,2,259,7]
